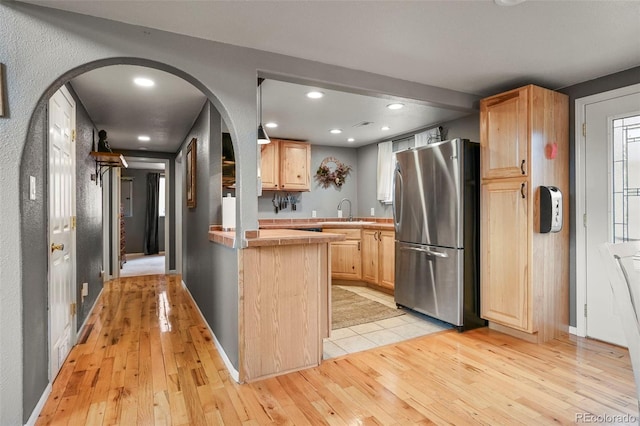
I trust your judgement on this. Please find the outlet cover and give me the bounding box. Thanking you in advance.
[370,207,375,216]
[311,210,317,218]
[81,282,88,297]
[29,176,36,200]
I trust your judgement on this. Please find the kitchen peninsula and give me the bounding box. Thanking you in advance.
[209,227,345,381]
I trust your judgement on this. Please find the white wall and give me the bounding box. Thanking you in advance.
[0,3,477,423]
[356,114,481,218]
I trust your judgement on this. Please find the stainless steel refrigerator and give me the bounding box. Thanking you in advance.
[393,138,484,330]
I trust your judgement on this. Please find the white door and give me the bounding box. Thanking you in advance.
[584,88,640,346]
[48,86,76,378]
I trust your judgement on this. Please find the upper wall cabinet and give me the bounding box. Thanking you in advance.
[261,139,311,191]
[480,87,529,179]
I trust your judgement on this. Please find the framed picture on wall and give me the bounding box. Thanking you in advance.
[186,138,197,208]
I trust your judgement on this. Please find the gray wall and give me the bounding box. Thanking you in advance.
[356,114,481,218]
[19,100,49,424]
[258,145,358,219]
[121,168,166,254]
[180,102,239,367]
[19,83,105,420]
[1,3,476,423]
[558,65,640,327]
[71,86,104,326]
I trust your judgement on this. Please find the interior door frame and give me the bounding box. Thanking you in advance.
[575,82,640,338]
[118,157,172,274]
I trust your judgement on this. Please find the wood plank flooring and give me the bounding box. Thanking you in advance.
[36,274,639,425]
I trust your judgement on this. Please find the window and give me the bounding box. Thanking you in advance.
[612,115,640,242]
[159,175,166,217]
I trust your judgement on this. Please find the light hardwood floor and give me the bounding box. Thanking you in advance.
[36,275,639,425]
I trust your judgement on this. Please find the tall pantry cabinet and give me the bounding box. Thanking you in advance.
[480,85,569,343]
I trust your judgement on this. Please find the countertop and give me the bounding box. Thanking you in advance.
[258,219,395,231]
[209,218,394,248]
[209,228,346,248]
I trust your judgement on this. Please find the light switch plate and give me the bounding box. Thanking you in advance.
[29,176,36,200]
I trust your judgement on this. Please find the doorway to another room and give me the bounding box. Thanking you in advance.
[119,160,170,277]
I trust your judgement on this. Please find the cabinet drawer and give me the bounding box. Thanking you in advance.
[323,228,361,240]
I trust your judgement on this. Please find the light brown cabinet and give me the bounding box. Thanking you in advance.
[361,230,379,283]
[324,228,362,280]
[480,88,529,180]
[379,231,395,289]
[481,179,529,330]
[362,229,395,290]
[260,139,310,191]
[480,85,569,343]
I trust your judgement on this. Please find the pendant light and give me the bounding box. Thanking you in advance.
[257,78,270,145]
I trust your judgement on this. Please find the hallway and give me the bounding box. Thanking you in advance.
[36,275,638,425]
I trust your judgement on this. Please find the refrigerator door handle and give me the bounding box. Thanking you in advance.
[393,165,403,231]
[399,244,449,258]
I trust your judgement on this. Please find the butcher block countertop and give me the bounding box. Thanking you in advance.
[209,228,346,248]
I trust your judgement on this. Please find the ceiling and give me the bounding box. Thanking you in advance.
[35,0,640,151]
[70,65,207,153]
[261,80,467,147]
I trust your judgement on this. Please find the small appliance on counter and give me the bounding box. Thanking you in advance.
[393,138,485,331]
[222,193,236,231]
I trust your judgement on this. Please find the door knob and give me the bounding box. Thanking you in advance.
[51,243,64,252]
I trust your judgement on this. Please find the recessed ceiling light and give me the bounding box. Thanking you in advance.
[330,129,342,134]
[347,138,355,142]
[387,103,404,110]
[306,91,324,99]
[134,77,155,87]
[265,122,278,128]
[381,126,390,131]
[138,135,150,141]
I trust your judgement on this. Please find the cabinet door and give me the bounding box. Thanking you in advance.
[480,87,529,179]
[280,141,310,191]
[260,140,280,190]
[378,231,395,290]
[330,241,361,280]
[361,230,379,283]
[481,179,530,331]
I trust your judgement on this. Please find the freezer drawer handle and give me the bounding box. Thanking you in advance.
[400,245,449,258]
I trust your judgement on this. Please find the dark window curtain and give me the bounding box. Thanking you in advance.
[144,173,160,255]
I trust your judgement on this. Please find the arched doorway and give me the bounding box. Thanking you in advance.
[20,57,237,419]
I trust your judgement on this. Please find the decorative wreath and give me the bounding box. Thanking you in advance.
[315,157,352,189]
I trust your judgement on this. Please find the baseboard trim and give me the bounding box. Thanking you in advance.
[180,280,240,383]
[76,287,104,342]
[24,383,52,426]
[569,326,578,336]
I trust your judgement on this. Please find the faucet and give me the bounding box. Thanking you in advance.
[337,198,353,221]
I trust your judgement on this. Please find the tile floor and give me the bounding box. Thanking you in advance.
[323,285,451,359]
